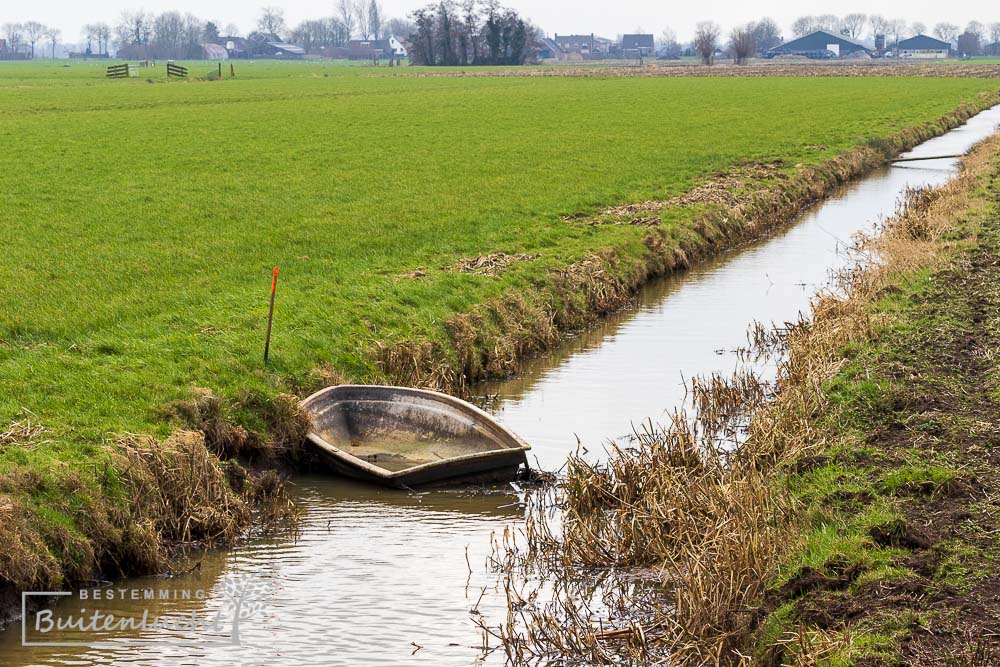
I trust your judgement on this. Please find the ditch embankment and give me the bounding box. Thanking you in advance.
[486,106,1000,665]
[376,92,1000,394]
[2,93,1000,655]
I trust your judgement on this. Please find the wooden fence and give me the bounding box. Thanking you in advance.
[166,62,188,78]
[106,64,130,79]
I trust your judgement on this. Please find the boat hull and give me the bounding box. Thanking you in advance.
[301,385,531,488]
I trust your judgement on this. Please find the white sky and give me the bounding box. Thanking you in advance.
[3,1,997,44]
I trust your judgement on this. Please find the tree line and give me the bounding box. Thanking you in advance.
[3,1,534,64]
[4,6,1000,61]
[407,2,537,66]
[2,2,413,60]
[2,21,61,58]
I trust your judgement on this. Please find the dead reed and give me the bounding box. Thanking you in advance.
[0,418,46,447]
[116,431,252,570]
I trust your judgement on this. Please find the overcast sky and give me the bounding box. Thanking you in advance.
[3,1,997,44]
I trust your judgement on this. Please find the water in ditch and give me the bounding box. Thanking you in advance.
[3,106,998,666]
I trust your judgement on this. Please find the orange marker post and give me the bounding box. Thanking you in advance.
[264,267,278,364]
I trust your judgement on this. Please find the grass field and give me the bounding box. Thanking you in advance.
[2,60,999,586]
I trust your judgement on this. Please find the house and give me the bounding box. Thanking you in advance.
[984,41,1000,56]
[552,34,615,59]
[387,36,407,58]
[766,30,870,59]
[554,34,596,55]
[536,37,560,60]
[621,34,655,56]
[896,34,950,59]
[333,39,404,61]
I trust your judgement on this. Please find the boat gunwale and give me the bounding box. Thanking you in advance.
[300,385,531,481]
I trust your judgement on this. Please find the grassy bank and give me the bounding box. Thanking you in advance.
[754,129,1000,666]
[3,61,1000,612]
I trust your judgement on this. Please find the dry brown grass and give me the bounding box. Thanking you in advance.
[452,252,541,276]
[481,111,1000,665]
[0,495,62,592]
[115,431,251,571]
[162,387,311,463]
[0,418,46,447]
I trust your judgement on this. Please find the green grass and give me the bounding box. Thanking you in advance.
[1,61,996,441]
[1,61,999,582]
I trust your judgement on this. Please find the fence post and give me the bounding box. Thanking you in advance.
[264,267,279,364]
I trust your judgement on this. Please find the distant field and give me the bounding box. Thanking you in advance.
[1,60,998,488]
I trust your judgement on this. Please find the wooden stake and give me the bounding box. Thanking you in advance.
[264,267,278,364]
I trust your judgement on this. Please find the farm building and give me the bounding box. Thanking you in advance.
[264,41,305,59]
[985,41,1000,56]
[202,43,229,60]
[621,34,655,56]
[766,30,870,59]
[896,35,951,59]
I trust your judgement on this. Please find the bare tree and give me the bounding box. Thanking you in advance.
[224,23,241,37]
[95,22,111,54]
[965,21,986,44]
[355,0,372,40]
[368,0,382,40]
[153,11,185,55]
[2,23,24,53]
[869,15,888,40]
[23,21,46,58]
[934,23,959,44]
[910,22,927,37]
[990,23,1000,54]
[886,18,907,46]
[693,21,720,65]
[385,17,415,39]
[82,24,97,53]
[45,26,60,58]
[182,13,203,56]
[257,6,286,37]
[791,16,815,38]
[337,0,357,39]
[659,27,682,59]
[750,18,782,53]
[116,10,152,47]
[729,23,754,65]
[842,13,867,39]
[814,14,841,34]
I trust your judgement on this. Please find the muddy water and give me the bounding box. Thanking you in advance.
[3,106,999,666]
